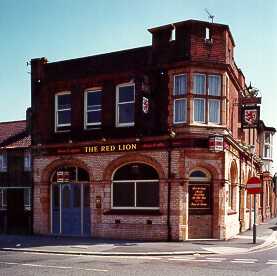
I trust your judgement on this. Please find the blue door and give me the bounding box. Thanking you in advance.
[52,183,90,236]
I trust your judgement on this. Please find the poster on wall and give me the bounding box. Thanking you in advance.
[189,184,211,209]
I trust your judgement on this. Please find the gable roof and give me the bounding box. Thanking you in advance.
[0,120,30,148]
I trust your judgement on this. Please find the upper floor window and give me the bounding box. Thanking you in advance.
[85,89,102,129]
[173,74,187,124]
[0,188,7,210]
[24,150,32,172]
[116,83,135,127]
[193,74,221,124]
[55,92,71,132]
[264,132,273,159]
[0,152,7,172]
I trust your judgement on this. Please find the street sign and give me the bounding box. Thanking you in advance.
[246,176,262,194]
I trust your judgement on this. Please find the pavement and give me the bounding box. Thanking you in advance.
[0,217,277,256]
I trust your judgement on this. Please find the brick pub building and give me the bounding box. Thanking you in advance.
[30,19,276,240]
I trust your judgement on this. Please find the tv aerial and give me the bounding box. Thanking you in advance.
[205,9,215,23]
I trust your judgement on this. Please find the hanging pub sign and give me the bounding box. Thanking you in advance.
[209,135,224,152]
[242,106,260,128]
[189,184,211,209]
[142,97,149,114]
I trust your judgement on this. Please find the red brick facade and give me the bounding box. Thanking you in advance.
[31,19,276,241]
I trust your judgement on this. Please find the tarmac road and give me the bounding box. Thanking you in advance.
[1,242,277,276]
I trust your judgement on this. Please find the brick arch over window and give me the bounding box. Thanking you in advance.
[41,157,93,183]
[103,153,166,181]
[179,159,221,180]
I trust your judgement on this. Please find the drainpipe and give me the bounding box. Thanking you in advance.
[167,140,172,241]
[167,139,172,241]
[239,153,242,232]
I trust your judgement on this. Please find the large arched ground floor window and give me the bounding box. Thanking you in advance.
[51,166,90,236]
[112,163,159,209]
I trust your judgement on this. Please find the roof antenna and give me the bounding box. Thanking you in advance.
[205,8,215,23]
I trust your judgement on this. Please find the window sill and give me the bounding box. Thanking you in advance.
[227,210,237,215]
[104,210,162,216]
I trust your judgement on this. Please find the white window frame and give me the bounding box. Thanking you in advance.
[84,88,102,129]
[116,82,135,127]
[0,151,7,172]
[208,99,220,124]
[173,74,187,124]
[208,74,221,96]
[111,179,159,210]
[193,73,206,95]
[55,91,71,132]
[24,150,32,172]
[174,98,187,124]
[263,132,273,159]
[193,98,205,123]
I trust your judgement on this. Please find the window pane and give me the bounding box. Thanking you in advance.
[208,75,221,96]
[73,186,81,208]
[119,103,134,124]
[87,91,101,106]
[62,186,70,208]
[208,99,220,124]
[58,110,71,125]
[53,185,60,210]
[190,171,207,178]
[0,153,7,172]
[84,184,90,208]
[136,182,159,207]
[174,99,186,123]
[113,182,134,207]
[174,75,187,95]
[87,110,101,124]
[265,133,270,144]
[114,163,159,180]
[264,145,270,158]
[58,94,71,109]
[193,99,205,122]
[193,74,206,94]
[119,86,134,102]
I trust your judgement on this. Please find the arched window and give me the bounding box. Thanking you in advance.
[51,166,89,183]
[112,163,159,209]
[189,169,211,210]
[229,161,238,210]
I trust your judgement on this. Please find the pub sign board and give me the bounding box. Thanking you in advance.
[189,184,211,209]
[241,106,260,129]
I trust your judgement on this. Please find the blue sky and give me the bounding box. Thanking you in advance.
[0,0,276,163]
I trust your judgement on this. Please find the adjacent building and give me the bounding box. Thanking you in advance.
[30,19,276,240]
[0,120,32,234]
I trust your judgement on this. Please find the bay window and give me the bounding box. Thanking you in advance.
[173,74,187,123]
[264,132,273,159]
[116,83,135,127]
[193,73,222,124]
